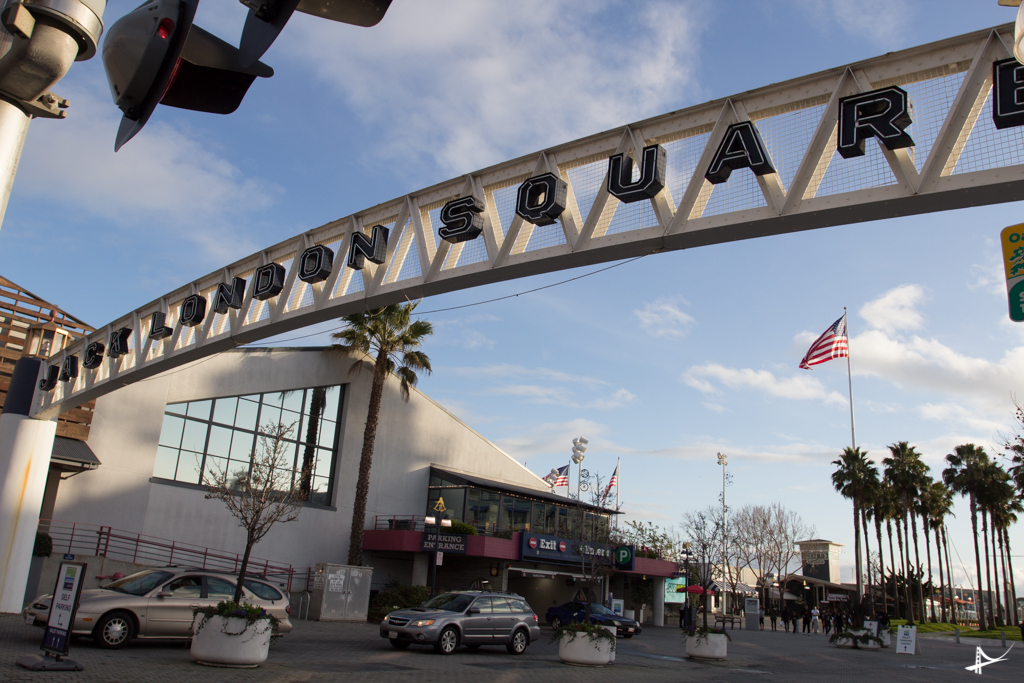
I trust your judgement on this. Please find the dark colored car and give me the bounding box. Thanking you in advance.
[380,591,541,655]
[545,601,641,637]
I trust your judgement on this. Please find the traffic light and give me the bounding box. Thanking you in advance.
[102,0,273,151]
[238,0,392,66]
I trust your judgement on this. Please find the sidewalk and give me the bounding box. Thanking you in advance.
[2,614,1019,683]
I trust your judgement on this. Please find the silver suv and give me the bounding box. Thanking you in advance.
[379,591,541,655]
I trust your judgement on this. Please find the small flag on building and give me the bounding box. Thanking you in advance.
[605,462,619,496]
[553,465,570,488]
[799,315,849,369]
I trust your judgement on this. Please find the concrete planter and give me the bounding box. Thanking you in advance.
[686,633,728,660]
[558,632,613,666]
[833,629,880,650]
[604,626,616,663]
[190,615,272,668]
[833,636,856,648]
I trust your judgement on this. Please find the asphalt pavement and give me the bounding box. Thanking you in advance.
[2,614,1019,683]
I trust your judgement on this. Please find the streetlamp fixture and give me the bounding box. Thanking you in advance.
[571,436,588,499]
[543,468,560,488]
[424,514,451,598]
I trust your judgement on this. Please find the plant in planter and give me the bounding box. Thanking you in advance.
[549,619,616,666]
[685,625,731,659]
[192,422,308,667]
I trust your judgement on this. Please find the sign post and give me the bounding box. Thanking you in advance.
[1000,223,1024,322]
[16,561,87,671]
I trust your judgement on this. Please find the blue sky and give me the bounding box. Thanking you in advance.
[2,1,1022,588]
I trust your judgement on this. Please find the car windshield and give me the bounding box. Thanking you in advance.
[103,570,174,596]
[422,593,475,612]
[589,603,615,615]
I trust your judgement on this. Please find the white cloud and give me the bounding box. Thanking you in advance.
[493,418,607,461]
[280,0,705,179]
[682,363,847,405]
[634,297,695,338]
[14,82,281,265]
[796,0,912,46]
[859,284,925,334]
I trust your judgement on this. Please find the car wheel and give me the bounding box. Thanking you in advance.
[551,617,562,629]
[506,629,529,655]
[94,611,135,649]
[390,640,410,650]
[434,626,459,655]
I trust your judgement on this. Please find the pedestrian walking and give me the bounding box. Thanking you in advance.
[802,609,811,634]
[769,607,777,632]
[759,606,765,630]
[810,606,819,633]
[782,607,790,632]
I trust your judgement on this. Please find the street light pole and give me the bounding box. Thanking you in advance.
[425,514,450,599]
[718,452,728,616]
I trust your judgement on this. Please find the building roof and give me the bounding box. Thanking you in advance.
[430,465,618,514]
[796,539,844,546]
[50,436,101,471]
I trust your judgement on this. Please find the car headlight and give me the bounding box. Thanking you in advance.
[410,619,435,627]
[612,621,621,626]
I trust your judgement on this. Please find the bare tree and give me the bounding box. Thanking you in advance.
[731,505,774,608]
[763,504,812,612]
[565,470,620,622]
[682,506,724,629]
[204,422,308,603]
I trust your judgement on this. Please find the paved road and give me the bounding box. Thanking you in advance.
[2,615,1019,683]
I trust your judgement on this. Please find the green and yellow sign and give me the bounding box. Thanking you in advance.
[1000,223,1024,322]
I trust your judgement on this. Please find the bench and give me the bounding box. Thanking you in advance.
[714,615,739,630]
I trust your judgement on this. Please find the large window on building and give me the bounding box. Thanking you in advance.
[154,385,344,506]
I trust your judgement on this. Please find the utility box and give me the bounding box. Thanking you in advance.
[306,564,373,621]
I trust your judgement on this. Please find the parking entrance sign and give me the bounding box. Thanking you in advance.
[43,562,86,656]
[17,561,87,671]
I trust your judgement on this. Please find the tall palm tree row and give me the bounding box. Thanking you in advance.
[943,444,990,630]
[884,442,928,624]
[922,481,954,623]
[330,303,433,567]
[831,447,878,606]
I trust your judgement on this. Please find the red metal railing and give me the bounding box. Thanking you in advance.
[37,519,314,592]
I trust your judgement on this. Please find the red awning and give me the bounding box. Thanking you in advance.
[686,585,715,594]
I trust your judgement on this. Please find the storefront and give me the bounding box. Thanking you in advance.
[364,466,678,624]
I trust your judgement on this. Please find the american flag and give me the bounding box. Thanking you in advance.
[605,462,619,496]
[553,465,570,488]
[799,315,849,369]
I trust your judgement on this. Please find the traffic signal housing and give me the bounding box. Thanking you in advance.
[238,0,392,66]
[102,0,272,151]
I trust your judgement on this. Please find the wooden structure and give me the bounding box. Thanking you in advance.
[0,276,95,440]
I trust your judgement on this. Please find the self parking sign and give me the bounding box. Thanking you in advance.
[1001,223,1024,322]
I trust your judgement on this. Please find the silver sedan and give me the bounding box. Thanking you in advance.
[24,567,292,648]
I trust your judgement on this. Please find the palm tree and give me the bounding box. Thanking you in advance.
[997,499,1022,626]
[870,481,895,616]
[943,444,990,630]
[923,481,954,622]
[980,464,1014,627]
[832,447,877,604]
[917,479,937,622]
[879,482,901,616]
[912,473,935,620]
[330,302,432,566]
[884,442,927,624]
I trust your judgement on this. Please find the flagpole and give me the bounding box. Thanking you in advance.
[615,457,620,528]
[845,307,857,449]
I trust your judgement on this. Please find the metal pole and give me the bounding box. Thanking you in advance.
[0,96,32,230]
[844,308,856,450]
[723,458,727,615]
[429,520,438,598]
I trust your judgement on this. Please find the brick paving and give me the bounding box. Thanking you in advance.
[2,614,1020,683]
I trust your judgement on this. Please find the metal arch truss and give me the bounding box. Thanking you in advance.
[33,24,1024,419]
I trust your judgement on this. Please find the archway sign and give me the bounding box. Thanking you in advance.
[31,24,1024,420]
